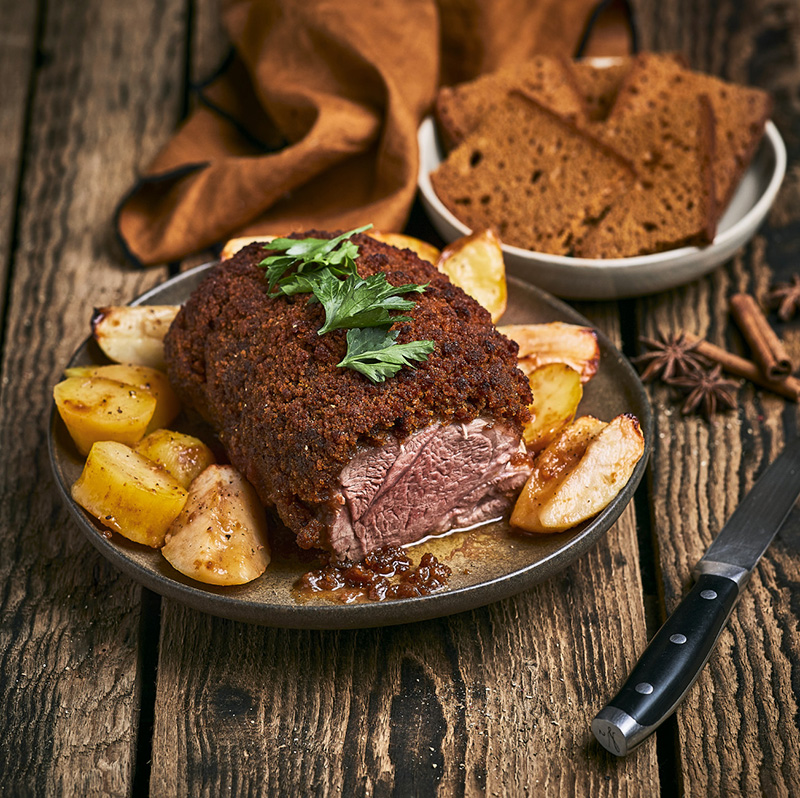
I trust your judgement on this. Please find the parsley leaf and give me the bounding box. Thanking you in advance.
[260,225,371,289]
[313,270,429,334]
[337,328,436,383]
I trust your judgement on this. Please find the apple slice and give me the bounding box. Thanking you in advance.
[437,229,507,322]
[162,465,270,586]
[498,322,599,383]
[523,363,583,453]
[511,414,644,533]
[91,305,179,370]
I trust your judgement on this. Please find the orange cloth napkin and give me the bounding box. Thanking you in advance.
[116,0,624,266]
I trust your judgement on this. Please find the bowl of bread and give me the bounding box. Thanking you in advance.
[418,53,786,300]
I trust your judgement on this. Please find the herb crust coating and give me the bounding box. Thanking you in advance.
[164,233,532,550]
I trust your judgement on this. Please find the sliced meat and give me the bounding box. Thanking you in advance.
[329,419,531,560]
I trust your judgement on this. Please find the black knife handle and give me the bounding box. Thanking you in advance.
[592,572,740,756]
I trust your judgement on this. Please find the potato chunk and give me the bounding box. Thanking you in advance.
[91,305,179,370]
[220,235,276,260]
[54,376,157,456]
[65,364,180,433]
[437,229,507,322]
[511,414,644,533]
[71,441,188,547]
[162,465,270,586]
[498,322,599,383]
[135,429,216,488]
[523,363,583,452]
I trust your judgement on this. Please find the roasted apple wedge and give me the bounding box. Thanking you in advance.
[135,429,216,488]
[523,363,583,452]
[71,441,188,547]
[92,305,179,370]
[511,414,644,533]
[64,364,180,434]
[437,229,507,322]
[368,231,441,264]
[498,321,599,383]
[161,465,270,586]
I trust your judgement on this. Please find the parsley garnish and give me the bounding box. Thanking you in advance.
[337,328,436,383]
[257,226,434,383]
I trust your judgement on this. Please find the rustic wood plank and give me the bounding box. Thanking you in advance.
[0,0,188,793]
[631,1,800,795]
[0,0,38,334]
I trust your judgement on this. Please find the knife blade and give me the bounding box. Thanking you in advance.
[592,438,800,756]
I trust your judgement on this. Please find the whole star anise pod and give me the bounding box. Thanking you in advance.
[767,274,800,321]
[633,332,709,382]
[668,364,739,417]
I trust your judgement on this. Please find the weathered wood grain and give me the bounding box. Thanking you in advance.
[0,0,38,334]
[0,0,187,794]
[632,1,800,795]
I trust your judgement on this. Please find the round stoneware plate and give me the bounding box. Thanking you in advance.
[50,263,652,629]
[418,115,786,301]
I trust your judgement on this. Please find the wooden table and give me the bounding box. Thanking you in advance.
[2,0,799,795]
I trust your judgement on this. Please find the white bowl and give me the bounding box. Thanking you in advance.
[417,116,786,300]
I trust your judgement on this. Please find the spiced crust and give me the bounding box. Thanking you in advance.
[165,233,532,550]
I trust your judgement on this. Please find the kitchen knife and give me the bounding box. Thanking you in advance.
[592,439,800,756]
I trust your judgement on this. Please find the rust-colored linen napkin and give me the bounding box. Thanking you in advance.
[116,0,625,266]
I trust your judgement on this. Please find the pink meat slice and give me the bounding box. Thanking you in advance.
[327,418,531,561]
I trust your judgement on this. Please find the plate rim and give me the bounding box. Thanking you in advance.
[49,262,653,629]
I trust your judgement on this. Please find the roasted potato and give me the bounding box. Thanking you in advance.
[135,429,216,489]
[437,229,507,322]
[54,376,157,456]
[71,441,188,547]
[498,322,600,383]
[65,364,180,434]
[368,231,441,264]
[162,465,271,585]
[511,414,644,533]
[523,363,583,452]
[220,235,277,260]
[92,305,179,370]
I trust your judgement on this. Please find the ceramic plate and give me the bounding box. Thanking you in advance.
[418,115,786,300]
[50,264,652,629]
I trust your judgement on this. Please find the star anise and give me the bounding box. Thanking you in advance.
[767,274,800,321]
[668,364,739,417]
[633,332,709,382]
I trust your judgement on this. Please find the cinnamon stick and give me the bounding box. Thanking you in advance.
[685,333,800,402]
[729,293,793,380]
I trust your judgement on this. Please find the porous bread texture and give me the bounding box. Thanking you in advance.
[606,52,772,210]
[574,93,717,258]
[430,91,636,255]
[435,55,586,151]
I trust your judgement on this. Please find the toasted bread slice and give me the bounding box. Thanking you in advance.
[435,55,586,151]
[431,91,636,255]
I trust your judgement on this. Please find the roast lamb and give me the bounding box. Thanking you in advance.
[164,234,533,561]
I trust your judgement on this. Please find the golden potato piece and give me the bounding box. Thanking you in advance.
[91,305,178,370]
[523,363,583,452]
[65,364,180,434]
[162,465,270,585]
[71,441,188,547]
[511,414,644,533]
[437,229,507,322]
[54,376,157,456]
[368,231,441,264]
[498,322,599,383]
[135,429,216,488]
[220,235,277,260]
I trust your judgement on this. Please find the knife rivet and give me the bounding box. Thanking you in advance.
[635,682,654,695]
[700,590,717,600]
[670,634,687,644]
